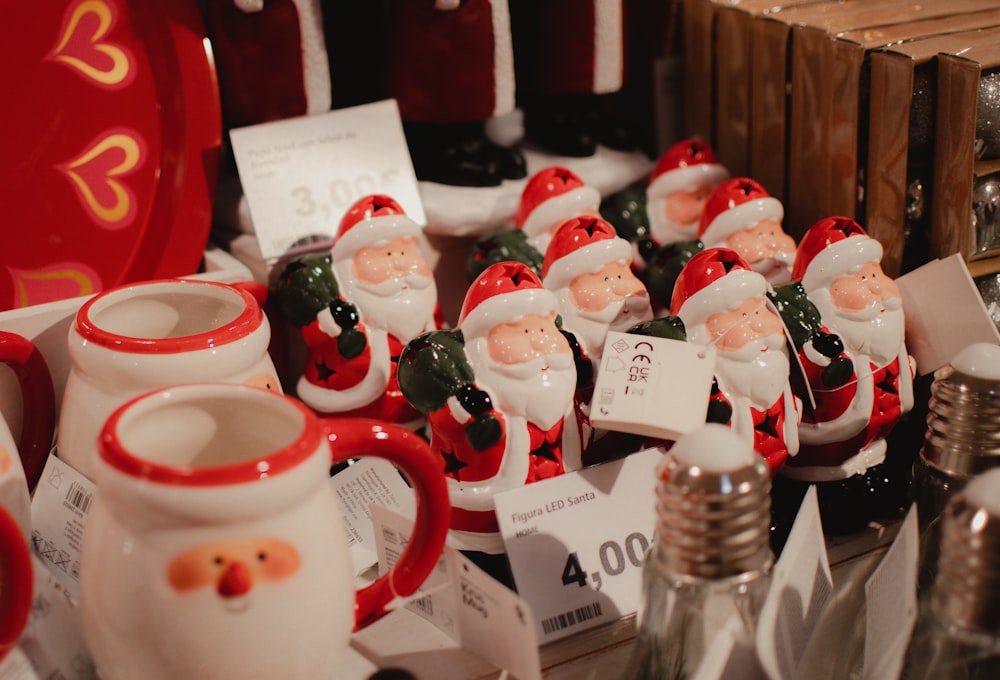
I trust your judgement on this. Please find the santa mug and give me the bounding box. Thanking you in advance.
[58,278,281,480]
[79,383,450,680]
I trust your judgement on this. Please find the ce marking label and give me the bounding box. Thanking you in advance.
[625,341,654,395]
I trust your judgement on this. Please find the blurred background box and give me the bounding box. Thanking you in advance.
[934,43,1000,271]
[867,27,1000,278]
[784,0,1000,238]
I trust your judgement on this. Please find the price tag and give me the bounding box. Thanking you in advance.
[863,505,918,680]
[230,99,424,261]
[29,454,95,598]
[329,457,417,577]
[370,505,542,680]
[588,331,714,440]
[494,448,661,643]
[896,254,1000,375]
[754,486,833,680]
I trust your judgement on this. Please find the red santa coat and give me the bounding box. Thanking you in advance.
[297,320,422,425]
[710,378,801,476]
[784,338,914,480]
[384,0,623,124]
[427,396,581,553]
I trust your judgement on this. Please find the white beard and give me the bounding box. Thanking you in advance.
[465,336,576,431]
[811,289,905,367]
[647,197,698,244]
[555,290,653,359]
[334,263,437,343]
[714,334,790,410]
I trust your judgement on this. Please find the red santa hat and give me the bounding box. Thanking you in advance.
[698,178,784,247]
[792,216,884,292]
[670,248,770,330]
[331,194,422,262]
[459,261,560,341]
[541,216,633,291]
[515,166,601,240]
[647,139,729,200]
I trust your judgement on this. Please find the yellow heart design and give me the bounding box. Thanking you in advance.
[51,0,131,87]
[61,131,142,227]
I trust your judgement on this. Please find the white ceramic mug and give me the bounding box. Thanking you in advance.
[58,278,281,480]
[79,383,451,680]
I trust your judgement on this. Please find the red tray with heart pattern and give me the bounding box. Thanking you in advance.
[0,0,221,310]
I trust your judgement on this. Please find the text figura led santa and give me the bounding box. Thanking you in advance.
[671,248,801,474]
[404,262,582,554]
[281,195,442,427]
[780,217,915,500]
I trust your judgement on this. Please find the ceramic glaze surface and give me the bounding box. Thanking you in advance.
[58,279,280,480]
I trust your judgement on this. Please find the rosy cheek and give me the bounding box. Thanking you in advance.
[243,374,279,391]
[665,194,701,226]
[0,445,11,475]
[255,539,301,582]
[831,282,870,311]
[167,551,216,592]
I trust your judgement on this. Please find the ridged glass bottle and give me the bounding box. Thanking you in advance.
[622,424,773,680]
[903,468,1000,679]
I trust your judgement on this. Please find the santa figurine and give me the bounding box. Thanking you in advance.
[397,261,582,566]
[698,178,796,286]
[640,138,729,264]
[776,217,915,535]
[542,215,653,368]
[670,248,801,475]
[273,195,442,428]
[466,166,602,283]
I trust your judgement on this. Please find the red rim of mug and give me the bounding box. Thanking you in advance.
[0,506,31,660]
[75,279,263,354]
[99,385,321,486]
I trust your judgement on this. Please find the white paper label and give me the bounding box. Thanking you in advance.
[755,486,833,680]
[29,455,95,598]
[863,505,919,680]
[589,331,715,440]
[372,506,542,680]
[896,254,1000,375]
[230,99,425,261]
[330,457,417,577]
[0,556,96,680]
[494,448,661,643]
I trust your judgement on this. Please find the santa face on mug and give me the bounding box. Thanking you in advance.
[339,235,438,343]
[466,310,576,431]
[703,295,791,411]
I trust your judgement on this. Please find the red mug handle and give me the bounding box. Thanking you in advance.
[324,418,450,630]
[0,505,32,662]
[0,331,55,492]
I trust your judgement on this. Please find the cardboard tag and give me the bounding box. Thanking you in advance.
[863,505,919,680]
[493,448,661,643]
[29,455,95,598]
[755,486,833,680]
[588,331,714,440]
[329,457,417,577]
[896,254,1000,375]
[230,100,424,261]
[372,506,542,680]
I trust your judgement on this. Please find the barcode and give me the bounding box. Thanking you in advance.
[410,595,433,616]
[66,482,92,514]
[540,601,603,635]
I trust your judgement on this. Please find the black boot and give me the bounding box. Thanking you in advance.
[403,121,504,187]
